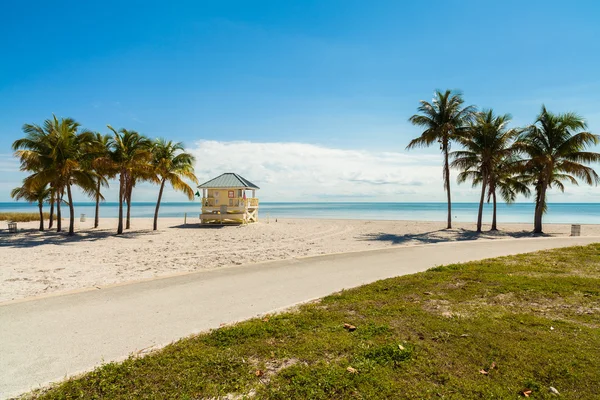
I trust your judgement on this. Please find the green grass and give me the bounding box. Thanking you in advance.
[0,212,50,222]
[28,245,600,399]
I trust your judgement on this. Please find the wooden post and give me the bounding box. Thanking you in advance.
[184,213,187,225]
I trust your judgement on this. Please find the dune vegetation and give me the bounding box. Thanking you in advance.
[0,212,50,222]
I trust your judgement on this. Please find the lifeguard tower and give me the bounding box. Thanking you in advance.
[198,173,260,224]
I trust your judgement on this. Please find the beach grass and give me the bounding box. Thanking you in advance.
[0,212,50,222]
[28,244,600,399]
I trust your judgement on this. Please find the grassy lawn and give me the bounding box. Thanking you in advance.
[29,244,600,399]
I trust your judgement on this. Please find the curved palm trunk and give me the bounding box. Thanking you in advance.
[534,185,546,234]
[38,201,44,231]
[117,173,124,235]
[153,179,166,231]
[56,189,62,233]
[67,184,75,236]
[476,175,487,233]
[490,191,498,231]
[94,180,101,228]
[443,147,452,229]
[48,194,55,230]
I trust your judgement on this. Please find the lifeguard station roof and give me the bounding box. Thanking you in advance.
[198,173,260,189]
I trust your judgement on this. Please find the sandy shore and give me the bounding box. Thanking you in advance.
[1,217,599,303]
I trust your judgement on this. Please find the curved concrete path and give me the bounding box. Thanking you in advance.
[1,236,598,398]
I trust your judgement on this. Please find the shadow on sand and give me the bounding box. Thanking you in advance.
[169,223,230,229]
[358,228,550,246]
[0,227,158,249]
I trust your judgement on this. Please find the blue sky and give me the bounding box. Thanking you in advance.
[2,0,600,202]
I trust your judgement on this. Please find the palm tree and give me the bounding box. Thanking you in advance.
[12,116,98,235]
[12,119,55,227]
[151,139,198,230]
[486,156,530,231]
[407,90,476,229]
[107,126,154,235]
[10,183,51,231]
[465,154,531,231]
[91,133,113,228]
[451,110,519,232]
[515,106,600,233]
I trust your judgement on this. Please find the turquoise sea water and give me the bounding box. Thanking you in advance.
[1,202,599,224]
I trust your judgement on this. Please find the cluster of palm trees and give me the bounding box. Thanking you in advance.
[407,90,600,233]
[11,115,198,235]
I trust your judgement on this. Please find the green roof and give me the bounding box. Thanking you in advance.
[198,173,260,189]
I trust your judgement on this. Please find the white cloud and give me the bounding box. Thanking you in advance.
[190,140,456,201]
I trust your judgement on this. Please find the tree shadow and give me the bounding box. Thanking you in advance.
[169,223,228,229]
[0,227,158,249]
[358,228,551,246]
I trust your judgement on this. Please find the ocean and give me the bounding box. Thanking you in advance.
[1,202,599,224]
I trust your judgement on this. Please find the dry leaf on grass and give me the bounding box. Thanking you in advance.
[343,323,356,332]
[520,389,532,397]
[479,369,489,375]
[346,366,358,374]
[255,370,264,377]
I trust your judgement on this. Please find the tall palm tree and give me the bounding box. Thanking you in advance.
[12,116,98,235]
[91,133,113,228]
[451,110,519,232]
[107,126,154,235]
[407,90,476,229]
[10,183,51,231]
[151,139,198,230]
[515,106,600,233]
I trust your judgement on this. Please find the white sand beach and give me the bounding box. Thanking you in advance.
[2,217,599,303]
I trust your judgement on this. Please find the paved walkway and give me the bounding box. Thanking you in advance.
[1,236,598,398]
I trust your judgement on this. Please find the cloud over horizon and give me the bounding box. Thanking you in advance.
[0,141,598,203]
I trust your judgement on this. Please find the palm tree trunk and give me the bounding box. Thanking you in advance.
[94,180,101,228]
[56,189,62,232]
[476,176,487,233]
[444,147,452,229]
[153,179,166,231]
[48,194,55,229]
[534,185,546,234]
[38,201,44,231]
[491,191,498,231]
[67,184,75,236]
[117,173,124,235]
[126,186,132,230]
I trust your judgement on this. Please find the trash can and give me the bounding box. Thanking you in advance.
[571,224,581,236]
[80,214,86,222]
[8,221,17,233]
